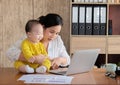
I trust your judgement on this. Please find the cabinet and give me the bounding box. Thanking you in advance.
[70,0,120,67]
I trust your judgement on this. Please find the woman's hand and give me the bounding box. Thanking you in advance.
[51,57,64,69]
[51,57,67,69]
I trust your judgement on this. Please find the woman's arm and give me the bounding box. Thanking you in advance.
[18,52,47,64]
[49,35,70,69]
[6,36,26,62]
[57,35,70,66]
[6,35,48,64]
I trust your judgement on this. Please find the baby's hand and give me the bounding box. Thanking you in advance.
[46,56,51,60]
[35,55,48,64]
[28,57,35,63]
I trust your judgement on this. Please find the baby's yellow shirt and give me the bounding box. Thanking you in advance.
[21,39,47,61]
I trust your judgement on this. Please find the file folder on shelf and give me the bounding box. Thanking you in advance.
[100,6,107,35]
[85,0,89,2]
[78,6,85,35]
[90,0,94,2]
[72,5,79,35]
[108,19,112,35]
[94,0,99,3]
[93,6,100,35]
[85,6,93,35]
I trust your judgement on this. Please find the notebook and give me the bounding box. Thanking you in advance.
[49,49,100,75]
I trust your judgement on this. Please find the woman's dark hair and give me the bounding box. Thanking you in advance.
[38,13,63,29]
[25,19,40,33]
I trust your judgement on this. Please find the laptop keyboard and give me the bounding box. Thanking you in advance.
[49,68,68,75]
[57,71,66,74]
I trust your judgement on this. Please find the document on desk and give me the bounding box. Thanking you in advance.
[18,74,73,84]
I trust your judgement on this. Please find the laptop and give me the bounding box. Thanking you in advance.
[49,49,100,75]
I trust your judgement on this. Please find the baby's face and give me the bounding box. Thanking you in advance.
[28,24,43,43]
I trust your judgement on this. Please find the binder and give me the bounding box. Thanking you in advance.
[93,6,100,35]
[102,0,107,3]
[77,0,81,2]
[72,5,79,35]
[108,20,112,35]
[74,0,79,2]
[90,0,94,2]
[78,6,85,35]
[94,0,99,3]
[80,0,85,2]
[100,6,107,35]
[99,0,103,2]
[85,6,92,35]
[85,0,89,2]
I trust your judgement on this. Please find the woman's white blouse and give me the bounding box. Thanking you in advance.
[6,35,70,66]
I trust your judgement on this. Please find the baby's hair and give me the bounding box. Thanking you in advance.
[25,19,40,33]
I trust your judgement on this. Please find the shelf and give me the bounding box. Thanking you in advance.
[72,2,107,4]
[108,3,120,5]
[71,35,107,37]
[107,35,120,37]
[72,2,120,5]
[70,37,106,54]
[108,37,120,54]
[70,0,120,65]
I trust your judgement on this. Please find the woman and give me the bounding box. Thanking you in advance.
[6,13,70,69]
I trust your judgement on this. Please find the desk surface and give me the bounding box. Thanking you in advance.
[0,68,120,84]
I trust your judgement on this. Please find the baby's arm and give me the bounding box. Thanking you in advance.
[34,54,48,64]
[27,56,36,63]
[21,40,35,63]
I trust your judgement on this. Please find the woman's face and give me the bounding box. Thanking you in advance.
[43,25,61,41]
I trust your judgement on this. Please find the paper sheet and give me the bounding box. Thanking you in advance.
[18,74,73,84]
